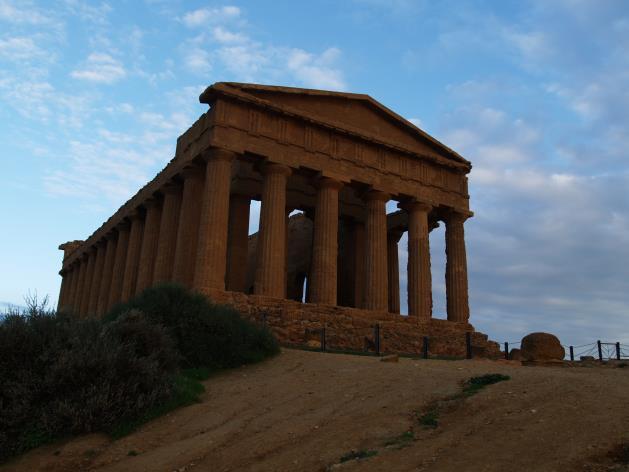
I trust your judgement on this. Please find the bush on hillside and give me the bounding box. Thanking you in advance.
[105,284,279,369]
[0,307,178,461]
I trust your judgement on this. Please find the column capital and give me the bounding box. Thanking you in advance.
[180,164,205,180]
[313,176,344,191]
[160,181,181,195]
[262,162,292,177]
[142,196,161,209]
[116,218,131,231]
[445,209,472,224]
[203,147,237,163]
[362,189,390,202]
[127,208,144,221]
[399,199,432,214]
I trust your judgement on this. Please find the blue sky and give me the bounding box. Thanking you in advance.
[1,0,628,346]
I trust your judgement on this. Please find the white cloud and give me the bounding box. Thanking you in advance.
[183,47,211,74]
[0,36,45,60]
[70,53,126,83]
[181,5,240,28]
[0,0,55,25]
[286,47,345,90]
[212,26,247,44]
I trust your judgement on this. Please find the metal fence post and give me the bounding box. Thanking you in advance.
[616,342,621,360]
[569,346,574,361]
[466,332,472,359]
[597,340,603,361]
[374,324,381,356]
[504,342,509,360]
[422,336,429,359]
[321,327,326,352]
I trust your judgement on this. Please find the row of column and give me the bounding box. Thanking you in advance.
[58,148,469,323]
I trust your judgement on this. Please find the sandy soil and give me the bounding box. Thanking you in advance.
[3,349,629,472]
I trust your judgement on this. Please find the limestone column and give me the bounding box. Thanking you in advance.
[97,235,117,316]
[79,248,96,317]
[108,222,130,309]
[254,162,291,298]
[193,149,234,292]
[445,211,470,323]
[136,198,163,294]
[363,190,389,311]
[226,193,251,292]
[73,257,87,316]
[121,211,144,302]
[65,266,77,312]
[348,221,365,308]
[309,177,342,305]
[153,183,182,283]
[66,264,77,313]
[172,166,205,287]
[403,201,432,320]
[57,272,67,311]
[387,230,403,314]
[88,242,106,316]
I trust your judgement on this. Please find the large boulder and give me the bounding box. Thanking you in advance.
[521,332,565,361]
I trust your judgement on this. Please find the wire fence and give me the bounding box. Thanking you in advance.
[256,315,480,360]
[257,313,629,362]
[501,339,629,361]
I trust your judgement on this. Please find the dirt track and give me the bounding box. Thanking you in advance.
[4,349,629,471]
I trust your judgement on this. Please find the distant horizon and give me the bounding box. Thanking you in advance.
[1,0,628,347]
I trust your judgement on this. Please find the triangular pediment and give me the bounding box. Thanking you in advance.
[201,82,469,166]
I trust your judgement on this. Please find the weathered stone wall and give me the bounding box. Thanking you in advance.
[203,288,501,359]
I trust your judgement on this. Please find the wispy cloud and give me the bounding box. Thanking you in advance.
[178,5,346,90]
[70,53,126,83]
[181,5,241,28]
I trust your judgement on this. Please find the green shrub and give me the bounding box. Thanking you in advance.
[462,373,510,396]
[0,308,178,461]
[105,284,279,369]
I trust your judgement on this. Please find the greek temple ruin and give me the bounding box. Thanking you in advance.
[57,82,499,357]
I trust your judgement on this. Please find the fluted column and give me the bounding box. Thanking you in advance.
[254,162,291,298]
[121,211,144,302]
[387,230,403,314]
[153,183,182,283]
[349,221,365,308]
[309,177,342,305]
[403,201,432,320]
[445,211,470,323]
[363,190,389,311]
[73,257,87,316]
[65,265,78,312]
[66,264,76,312]
[226,193,251,292]
[87,242,106,316]
[97,235,117,316]
[136,198,163,294]
[172,166,205,287]
[194,149,234,292]
[57,272,67,312]
[79,248,96,317]
[108,222,130,309]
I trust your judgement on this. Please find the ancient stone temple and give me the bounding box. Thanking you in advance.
[57,82,499,358]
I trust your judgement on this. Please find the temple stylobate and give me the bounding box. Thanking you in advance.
[57,83,492,357]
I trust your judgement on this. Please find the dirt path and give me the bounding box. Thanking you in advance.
[3,349,629,471]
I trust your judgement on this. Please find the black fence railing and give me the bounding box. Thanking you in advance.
[273,320,481,360]
[501,339,629,361]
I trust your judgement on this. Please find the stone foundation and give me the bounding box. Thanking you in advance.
[204,289,501,359]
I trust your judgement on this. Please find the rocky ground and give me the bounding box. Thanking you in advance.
[3,349,629,472]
